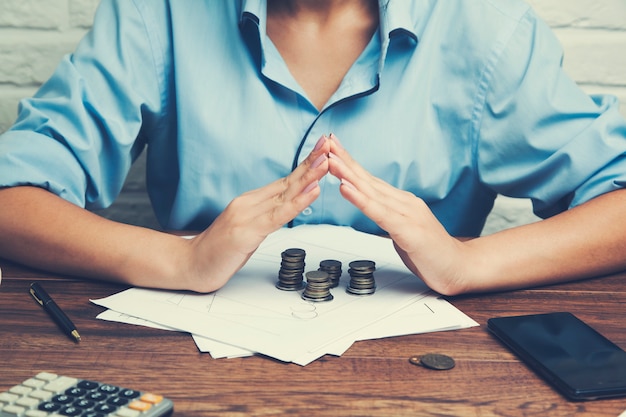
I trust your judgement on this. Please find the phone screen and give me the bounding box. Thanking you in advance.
[488,312,626,400]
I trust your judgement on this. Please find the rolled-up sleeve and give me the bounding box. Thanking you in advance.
[0,0,166,209]
[476,8,626,219]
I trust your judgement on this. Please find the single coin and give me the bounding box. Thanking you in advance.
[282,248,306,258]
[409,353,455,370]
[305,270,330,282]
[319,259,342,269]
[348,260,376,270]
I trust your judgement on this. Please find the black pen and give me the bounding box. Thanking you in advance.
[30,282,81,343]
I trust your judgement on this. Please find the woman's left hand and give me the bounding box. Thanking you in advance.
[327,134,471,295]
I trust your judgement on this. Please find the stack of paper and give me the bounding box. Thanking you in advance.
[92,225,478,365]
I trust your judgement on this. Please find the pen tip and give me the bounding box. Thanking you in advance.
[72,330,81,343]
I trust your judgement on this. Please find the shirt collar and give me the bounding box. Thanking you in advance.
[237,0,434,74]
[239,0,265,28]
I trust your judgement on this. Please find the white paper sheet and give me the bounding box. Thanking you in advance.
[92,225,478,364]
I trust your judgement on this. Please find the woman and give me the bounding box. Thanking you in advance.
[0,0,625,295]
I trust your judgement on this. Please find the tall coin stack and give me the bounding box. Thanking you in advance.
[276,248,306,291]
[346,260,377,295]
[301,270,333,302]
[318,259,342,288]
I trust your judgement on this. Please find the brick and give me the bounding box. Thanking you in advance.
[0,86,37,133]
[556,29,626,87]
[529,0,626,30]
[0,0,68,30]
[69,0,100,28]
[0,29,86,85]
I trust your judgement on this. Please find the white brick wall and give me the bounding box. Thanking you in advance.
[0,1,625,232]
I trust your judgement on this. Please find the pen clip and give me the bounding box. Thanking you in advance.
[29,283,45,306]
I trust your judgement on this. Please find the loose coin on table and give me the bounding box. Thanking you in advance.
[408,353,455,370]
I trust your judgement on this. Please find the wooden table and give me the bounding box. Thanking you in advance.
[1,258,625,417]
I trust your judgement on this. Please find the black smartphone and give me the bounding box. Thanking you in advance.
[487,312,626,400]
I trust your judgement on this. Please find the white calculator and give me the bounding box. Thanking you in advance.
[0,372,173,417]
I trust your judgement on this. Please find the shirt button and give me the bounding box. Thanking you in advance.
[302,207,313,216]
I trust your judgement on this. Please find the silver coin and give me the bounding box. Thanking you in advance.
[410,353,455,370]
[282,248,305,260]
[275,281,305,291]
[305,270,330,282]
[320,259,342,269]
[348,260,376,270]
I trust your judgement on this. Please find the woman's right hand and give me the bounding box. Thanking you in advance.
[184,135,331,293]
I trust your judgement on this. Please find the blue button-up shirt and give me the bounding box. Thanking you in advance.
[1,0,625,236]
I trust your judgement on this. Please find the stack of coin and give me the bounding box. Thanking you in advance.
[346,260,376,295]
[276,248,306,291]
[318,259,342,288]
[301,270,333,302]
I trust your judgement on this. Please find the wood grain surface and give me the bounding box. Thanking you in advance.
[1,259,625,417]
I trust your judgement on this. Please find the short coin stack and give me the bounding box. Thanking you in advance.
[276,248,306,291]
[301,270,334,302]
[318,259,342,288]
[346,260,377,295]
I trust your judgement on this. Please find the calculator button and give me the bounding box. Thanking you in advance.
[16,396,40,408]
[52,394,74,404]
[93,403,118,413]
[38,401,62,412]
[59,405,82,416]
[44,376,78,393]
[140,393,163,404]
[77,381,99,390]
[107,396,129,406]
[72,398,95,409]
[22,378,47,389]
[9,384,32,396]
[34,372,58,382]
[85,391,107,401]
[128,400,152,412]
[114,408,141,417]
[29,389,53,401]
[2,404,26,416]
[98,385,119,394]
[65,387,87,397]
[0,392,19,404]
[119,389,140,399]
[82,413,106,417]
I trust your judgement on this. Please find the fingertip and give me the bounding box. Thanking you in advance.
[313,134,329,152]
[329,133,343,150]
[340,178,357,191]
[328,152,341,163]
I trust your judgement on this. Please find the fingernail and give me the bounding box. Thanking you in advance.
[328,152,342,164]
[302,181,318,194]
[329,133,343,150]
[341,179,356,190]
[313,135,327,152]
[311,153,327,169]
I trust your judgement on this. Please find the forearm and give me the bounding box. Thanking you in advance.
[0,139,331,293]
[461,188,626,294]
[0,186,192,290]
